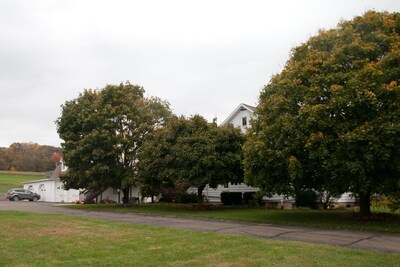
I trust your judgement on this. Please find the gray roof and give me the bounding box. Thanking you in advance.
[241,103,256,112]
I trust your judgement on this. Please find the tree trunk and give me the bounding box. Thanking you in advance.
[359,191,371,216]
[122,187,130,204]
[197,184,206,205]
[84,188,106,203]
[322,193,331,210]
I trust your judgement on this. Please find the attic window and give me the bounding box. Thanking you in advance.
[242,117,247,126]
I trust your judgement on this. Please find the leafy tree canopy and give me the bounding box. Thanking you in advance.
[138,115,244,204]
[243,11,400,215]
[56,82,171,203]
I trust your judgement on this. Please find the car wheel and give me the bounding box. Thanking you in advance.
[32,196,38,202]
[13,196,19,201]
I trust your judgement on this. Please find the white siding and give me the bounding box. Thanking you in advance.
[188,183,259,203]
[98,188,121,203]
[54,181,80,202]
[23,180,147,204]
[24,179,80,203]
[188,184,295,204]
[96,186,151,203]
[228,109,255,133]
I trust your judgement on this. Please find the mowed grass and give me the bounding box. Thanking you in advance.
[67,203,400,233]
[0,171,44,193]
[0,211,399,267]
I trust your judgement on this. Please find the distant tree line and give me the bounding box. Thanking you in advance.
[0,143,62,172]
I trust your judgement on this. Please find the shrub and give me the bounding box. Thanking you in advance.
[295,190,318,209]
[159,188,176,202]
[243,192,263,206]
[100,198,117,204]
[221,192,242,205]
[388,196,400,213]
[372,194,400,213]
[243,192,256,204]
[175,192,199,204]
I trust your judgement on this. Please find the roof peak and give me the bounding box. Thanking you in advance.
[220,103,256,127]
[240,103,256,111]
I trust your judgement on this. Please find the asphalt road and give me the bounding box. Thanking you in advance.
[1,201,400,254]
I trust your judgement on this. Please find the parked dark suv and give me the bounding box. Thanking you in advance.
[6,188,40,201]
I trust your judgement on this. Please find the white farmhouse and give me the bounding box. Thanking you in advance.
[189,103,294,207]
[192,103,356,209]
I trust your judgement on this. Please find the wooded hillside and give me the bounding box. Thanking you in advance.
[0,143,62,172]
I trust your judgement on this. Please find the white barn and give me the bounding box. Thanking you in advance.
[23,160,144,203]
[23,161,80,203]
[23,178,80,203]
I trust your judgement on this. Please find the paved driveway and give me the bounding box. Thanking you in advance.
[1,201,400,254]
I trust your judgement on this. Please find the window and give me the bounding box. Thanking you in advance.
[39,184,46,192]
[242,117,247,126]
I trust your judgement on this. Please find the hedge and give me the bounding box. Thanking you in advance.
[221,192,242,205]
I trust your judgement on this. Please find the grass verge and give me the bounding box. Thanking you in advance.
[66,203,400,233]
[0,211,399,267]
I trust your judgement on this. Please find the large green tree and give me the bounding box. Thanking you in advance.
[243,11,400,215]
[138,115,244,204]
[56,82,171,203]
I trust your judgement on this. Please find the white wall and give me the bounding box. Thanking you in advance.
[23,178,147,203]
[54,181,80,202]
[228,109,255,133]
[97,186,151,203]
[98,187,121,203]
[24,179,80,203]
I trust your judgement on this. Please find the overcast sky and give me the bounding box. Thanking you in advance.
[0,0,399,148]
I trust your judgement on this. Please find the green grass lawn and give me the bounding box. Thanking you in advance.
[0,211,399,267]
[66,203,400,233]
[0,171,44,197]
